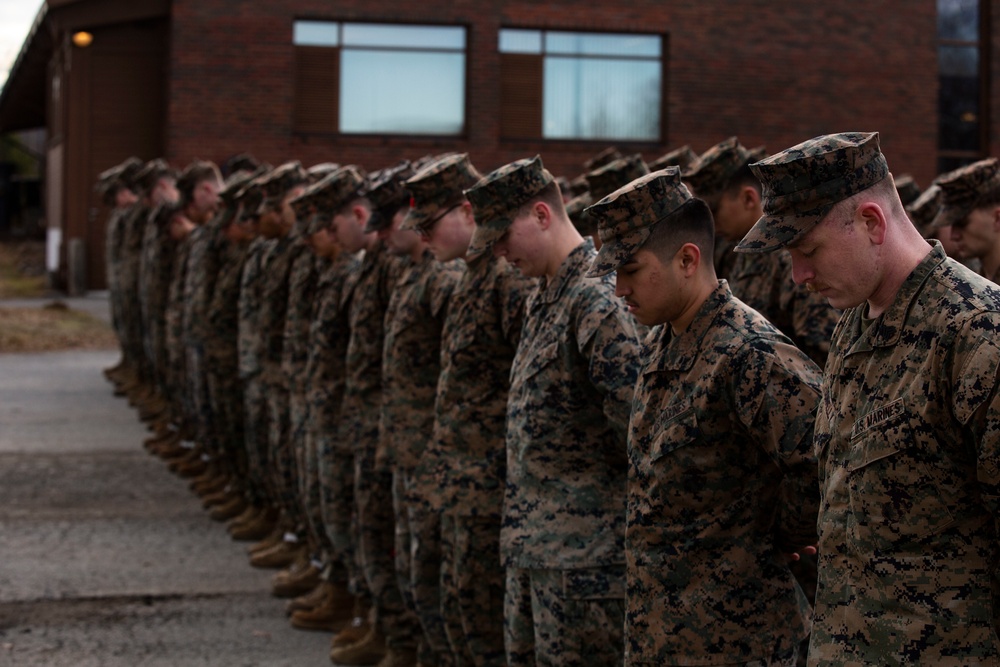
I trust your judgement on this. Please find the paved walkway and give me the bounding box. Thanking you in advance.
[0,333,334,664]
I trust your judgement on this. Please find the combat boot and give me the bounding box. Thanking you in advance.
[329,624,386,665]
[208,493,247,521]
[247,523,285,554]
[272,553,321,597]
[230,507,277,541]
[290,586,354,631]
[375,648,418,667]
[286,580,331,616]
[331,603,374,648]
[250,540,304,569]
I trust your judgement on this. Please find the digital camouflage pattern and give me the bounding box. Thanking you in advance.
[681,136,751,211]
[303,250,363,593]
[931,157,1000,229]
[727,250,839,366]
[402,153,480,232]
[627,281,821,665]
[505,565,626,667]
[380,249,463,665]
[566,154,650,240]
[120,203,152,383]
[364,161,414,233]
[164,224,193,430]
[585,167,693,278]
[502,238,639,570]
[583,146,623,171]
[737,132,889,253]
[423,252,534,518]
[466,156,555,256]
[648,146,697,172]
[810,243,1000,665]
[894,174,921,207]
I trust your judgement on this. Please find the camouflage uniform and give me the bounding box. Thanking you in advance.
[205,222,253,487]
[933,157,1000,284]
[181,221,218,451]
[381,248,464,665]
[502,238,638,666]
[140,205,180,408]
[339,236,410,646]
[119,202,153,385]
[238,234,275,507]
[305,249,361,592]
[736,133,1000,665]
[584,168,821,666]
[164,222,193,430]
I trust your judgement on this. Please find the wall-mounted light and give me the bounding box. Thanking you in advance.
[72,31,93,48]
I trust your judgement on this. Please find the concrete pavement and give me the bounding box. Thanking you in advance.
[0,347,334,665]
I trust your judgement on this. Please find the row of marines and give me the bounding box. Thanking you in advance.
[98,131,1000,666]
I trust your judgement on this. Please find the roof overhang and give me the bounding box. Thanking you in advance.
[0,0,170,134]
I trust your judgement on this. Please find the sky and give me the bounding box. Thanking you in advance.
[0,0,45,90]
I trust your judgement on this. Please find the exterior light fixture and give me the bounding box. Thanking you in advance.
[72,32,94,48]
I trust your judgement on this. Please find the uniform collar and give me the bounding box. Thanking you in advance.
[649,280,732,373]
[534,238,595,307]
[849,242,944,352]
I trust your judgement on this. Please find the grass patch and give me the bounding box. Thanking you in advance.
[0,305,117,354]
[0,241,47,299]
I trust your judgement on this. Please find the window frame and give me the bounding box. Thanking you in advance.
[291,19,470,139]
[498,27,668,146]
[937,0,990,172]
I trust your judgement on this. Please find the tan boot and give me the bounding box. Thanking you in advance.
[290,582,355,631]
[271,554,321,598]
[208,493,247,521]
[229,508,276,541]
[329,624,386,665]
[247,523,285,554]
[331,604,373,648]
[249,540,304,569]
[286,580,332,616]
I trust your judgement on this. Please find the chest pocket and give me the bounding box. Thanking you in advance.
[513,340,561,384]
[846,403,956,554]
[650,407,699,463]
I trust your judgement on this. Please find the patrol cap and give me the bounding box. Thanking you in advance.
[220,165,268,206]
[233,179,266,220]
[402,153,482,232]
[682,137,751,200]
[648,146,697,172]
[894,174,921,207]
[466,155,555,257]
[256,160,309,210]
[931,157,1000,229]
[567,155,650,238]
[176,160,222,205]
[747,145,769,162]
[364,161,415,233]
[583,147,623,171]
[96,157,143,202]
[289,165,367,230]
[225,153,261,175]
[136,158,176,193]
[568,174,589,197]
[585,166,693,277]
[735,131,889,253]
[307,162,341,182]
[905,183,942,237]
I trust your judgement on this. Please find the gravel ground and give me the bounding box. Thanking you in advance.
[0,347,335,666]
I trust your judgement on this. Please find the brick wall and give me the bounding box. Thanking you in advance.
[166,1,939,186]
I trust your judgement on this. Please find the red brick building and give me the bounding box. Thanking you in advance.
[0,0,992,289]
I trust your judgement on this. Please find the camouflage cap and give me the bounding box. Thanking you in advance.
[585,167,693,277]
[136,158,176,193]
[96,157,143,201]
[930,157,1000,229]
[586,154,651,202]
[364,161,415,233]
[219,165,266,206]
[225,153,260,175]
[682,137,751,200]
[568,174,589,197]
[747,145,769,162]
[583,147,623,171]
[905,183,942,237]
[894,174,921,207]
[307,162,341,183]
[648,145,697,172]
[233,178,266,220]
[289,165,367,228]
[735,131,889,253]
[256,160,309,208]
[466,155,555,257]
[401,153,482,232]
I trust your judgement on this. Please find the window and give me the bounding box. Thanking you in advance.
[937,0,988,172]
[293,21,466,136]
[499,29,663,142]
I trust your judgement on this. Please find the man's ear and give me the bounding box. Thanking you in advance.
[676,242,702,276]
[534,201,553,230]
[741,186,760,211]
[858,202,888,245]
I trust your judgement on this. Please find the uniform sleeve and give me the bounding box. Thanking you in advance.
[430,260,465,321]
[578,293,641,445]
[735,337,822,551]
[500,265,534,349]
